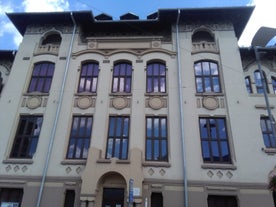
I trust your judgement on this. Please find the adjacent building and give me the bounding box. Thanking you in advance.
[0,6,275,207]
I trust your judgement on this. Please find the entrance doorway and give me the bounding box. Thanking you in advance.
[102,188,124,207]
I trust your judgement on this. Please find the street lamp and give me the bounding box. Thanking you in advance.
[251,26,276,143]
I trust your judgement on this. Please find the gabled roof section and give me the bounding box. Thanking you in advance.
[7,6,254,39]
[95,13,113,21]
[120,12,139,20]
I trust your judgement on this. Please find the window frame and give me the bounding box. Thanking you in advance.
[199,117,232,164]
[194,60,221,93]
[245,76,253,93]
[77,61,99,93]
[272,76,276,94]
[146,62,166,93]
[27,61,55,93]
[66,116,93,159]
[254,70,269,94]
[10,115,43,159]
[145,116,168,162]
[111,62,132,93]
[260,116,276,148]
[105,116,130,160]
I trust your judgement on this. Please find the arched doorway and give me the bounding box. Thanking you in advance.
[96,172,127,207]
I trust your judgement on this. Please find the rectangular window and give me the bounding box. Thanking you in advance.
[78,62,99,93]
[260,117,276,148]
[28,62,54,93]
[10,115,43,158]
[112,62,132,93]
[199,117,231,163]
[0,188,23,206]
[66,116,93,159]
[208,195,238,207]
[146,117,168,161]
[106,116,129,160]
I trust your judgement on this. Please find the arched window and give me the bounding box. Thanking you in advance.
[146,62,166,93]
[28,62,55,93]
[254,70,269,94]
[245,76,252,93]
[194,61,221,93]
[192,30,214,42]
[78,62,99,93]
[272,76,276,94]
[112,62,132,93]
[41,33,61,45]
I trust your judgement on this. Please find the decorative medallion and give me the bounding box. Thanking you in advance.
[77,96,92,109]
[149,97,163,110]
[112,97,128,109]
[26,96,42,109]
[202,96,219,110]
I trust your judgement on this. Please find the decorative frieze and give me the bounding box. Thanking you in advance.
[74,96,96,109]
[26,25,74,34]
[22,95,48,109]
[110,96,131,109]
[146,96,167,109]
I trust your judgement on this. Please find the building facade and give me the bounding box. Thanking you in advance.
[0,6,275,207]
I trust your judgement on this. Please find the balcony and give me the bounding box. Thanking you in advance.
[192,41,218,54]
[34,44,60,56]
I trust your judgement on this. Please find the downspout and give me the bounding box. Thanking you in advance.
[176,9,189,207]
[36,12,77,207]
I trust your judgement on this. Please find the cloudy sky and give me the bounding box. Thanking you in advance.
[0,0,275,50]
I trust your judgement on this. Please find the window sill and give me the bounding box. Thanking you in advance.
[142,161,171,168]
[195,92,224,97]
[96,158,130,164]
[3,159,33,164]
[23,92,49,96]
[201,163,237,170]
[109,92,132,96]
[61,159,87,165]
[75,92,97,96]
[262,147,276,155]
[145,92,168,97]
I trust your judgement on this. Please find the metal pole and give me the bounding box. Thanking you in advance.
[35,13,77,207]
[254,46,276,141]
[176,9,189,207]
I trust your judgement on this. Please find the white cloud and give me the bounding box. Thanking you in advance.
[22,0,69,12]
[239,0,276,46]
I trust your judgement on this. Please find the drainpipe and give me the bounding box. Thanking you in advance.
[176,9,189,207]
[35,12,77,207]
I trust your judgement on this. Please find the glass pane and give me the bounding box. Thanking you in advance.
[79,78,85,92]
[126,64,132,76]
[123,118,129,137]
[44,78,52,92]
[28,78,37,92]
[109,118,115,136]
[33,66,40,76]
[202,141,210,161]
[196,78,203,93]
[79,117,86,136]
[87,65,93,76]
[85,78,92,91]
[212,77,220,92]
[116,118,122,137]
[154,140,159,160]
[36,78,44,92]
[153,64,159,76]
[194,63,202,75]
[47,64,54,76]
[146,140,152,160]
[119,78,125,92]
[209,119,217,139]
[199,118,208,139]
[160,64,166,76]
[204,77,211,92]
[153,118,159,137]
[113,66,119,76]
[217,119,226,139]
[153,78,159,92]
[113,78,118,92]
[83,139,90,158]
[75,139,82,158]
[106,139,113,158]
[161,118,167,138]
[147,64,153,76]
[92,77,97,92]
[210,62,218,75]
[29,138,38,157]
[114,139,120,158]
[160,78,165,92]
[202,62,210,75]
[147,78,152,92]
[146,118,152,137]
[122,139,128,159]
[220,141,230,162]
[161,140,167,160]
[211,141,219,161]
[125,78,131,92]
[72,117,79,136]
[67,139,75,158]
[120,64,126,76]
[40,64,48,76]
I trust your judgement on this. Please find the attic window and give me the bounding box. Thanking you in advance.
[42,33,61,45]
[95,13,113,21]
[192,31,214,42]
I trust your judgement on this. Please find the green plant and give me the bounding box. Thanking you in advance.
[269,175,276,191]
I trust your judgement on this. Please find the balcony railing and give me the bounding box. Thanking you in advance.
[192,41,218,53]
[34,44,60,56]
